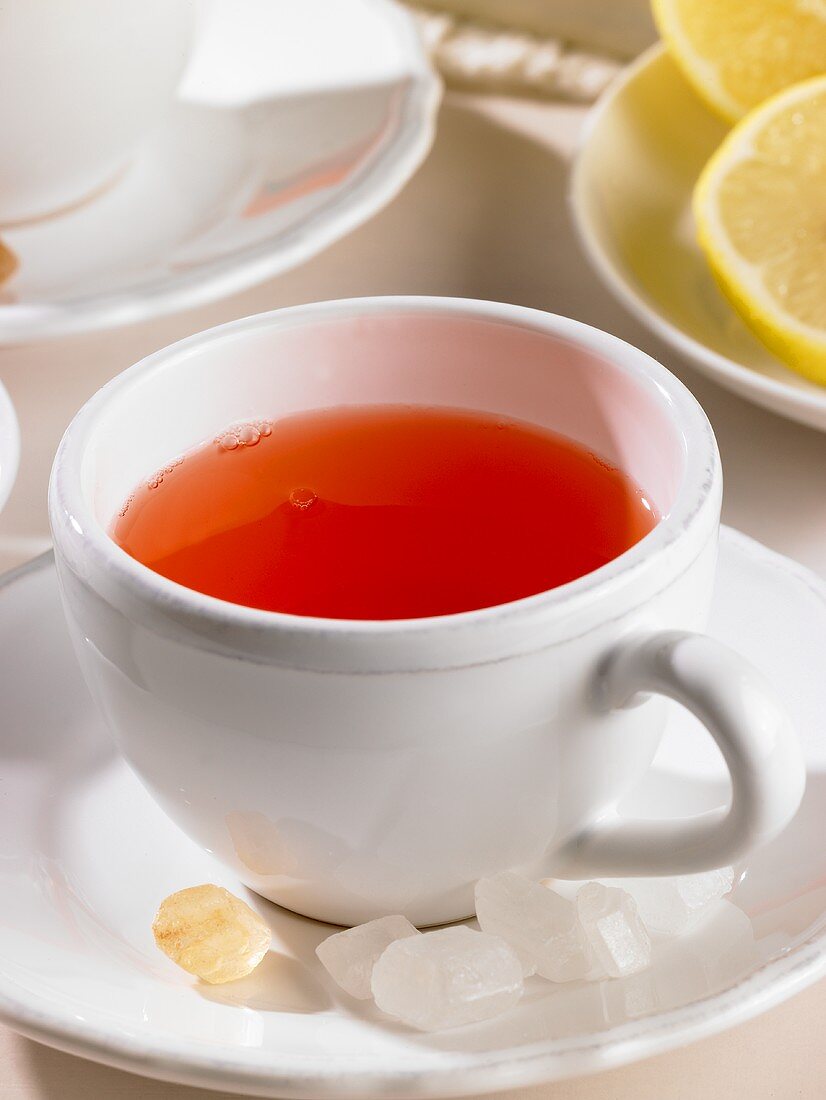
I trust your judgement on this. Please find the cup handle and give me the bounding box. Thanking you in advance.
[561,631,806,876]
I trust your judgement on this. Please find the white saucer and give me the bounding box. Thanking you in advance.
[0,0,440,344]
[2,528,825,1097]
[572,46,826,433]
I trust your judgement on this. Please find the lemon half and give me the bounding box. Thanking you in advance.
[694,75,826,385]
[652,0,826,121]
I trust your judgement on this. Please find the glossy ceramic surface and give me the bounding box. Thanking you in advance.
[0,530,823,1095]
[572,45,826,433]
[0,380,19,516]
[48,298,802,925]
[0,0,196,225]
[0,0,440,343]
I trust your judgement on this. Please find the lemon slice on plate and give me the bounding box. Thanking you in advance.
[652,0,826,120]
[694,75,826,386]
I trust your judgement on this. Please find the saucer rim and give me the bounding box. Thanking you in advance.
[1,529,825,1096]
[0,0,442,346]
[570,44,826,434]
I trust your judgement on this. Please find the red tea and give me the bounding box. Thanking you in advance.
[112,405,658,620]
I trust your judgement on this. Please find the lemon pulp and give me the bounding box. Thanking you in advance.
[694,76,826,385]
[653,0,826,120]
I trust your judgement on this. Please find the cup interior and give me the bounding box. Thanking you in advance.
[82,305,685,532]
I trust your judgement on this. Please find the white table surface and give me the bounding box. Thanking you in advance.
[1,92,825,1098]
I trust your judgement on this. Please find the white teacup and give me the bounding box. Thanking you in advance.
[48,298,805,926]
[0,0,197,226]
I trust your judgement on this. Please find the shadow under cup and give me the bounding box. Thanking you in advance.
[50,300,720,926]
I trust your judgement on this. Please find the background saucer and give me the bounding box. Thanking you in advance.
[572,45,826,433]
[0,0,440,344]
[0,380,18,515]
[0,529,825,1096]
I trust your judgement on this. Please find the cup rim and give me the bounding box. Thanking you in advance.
[49,297,719,668]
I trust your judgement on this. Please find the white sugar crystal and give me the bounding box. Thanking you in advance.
[542,869,736,937]
[576,883,651,978]
[620,868,735,935]
[475,872,598,981]
[316,915,419,999]
[371,926,523,1030]
[600,966,658,1022]
[683,899,756,986]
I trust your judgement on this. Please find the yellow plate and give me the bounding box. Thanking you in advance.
[572,44,826,432]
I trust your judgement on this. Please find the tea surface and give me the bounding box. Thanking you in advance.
[112,405,658,619]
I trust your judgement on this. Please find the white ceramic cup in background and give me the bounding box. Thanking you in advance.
[48,298,805,926]
[0,0,197,226]
[0,380,20,516]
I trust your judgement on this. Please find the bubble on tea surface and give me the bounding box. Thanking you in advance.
[237,423,260,446]
[216,420,272,452]
[143,454,186,490]
[316,915,420,1000]
[217,430,240,451]
[152,884,271,984]
[290,487,317,510]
